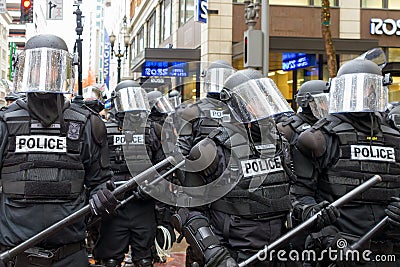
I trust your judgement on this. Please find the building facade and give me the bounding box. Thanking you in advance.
[117,0,400,106]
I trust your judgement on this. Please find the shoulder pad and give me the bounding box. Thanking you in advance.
[277,122,294,142]
[180,104,201,122]
[296,128,326,158]
[91,114,107,145]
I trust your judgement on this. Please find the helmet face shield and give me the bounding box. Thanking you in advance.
[114,87,150,113]
[228,78,293,123]
[154,95,175,114]
[329,73,388,113]
[169,95,181,108]
[309,93,329,119]
[13,48,75,94]
[204,67,236,94]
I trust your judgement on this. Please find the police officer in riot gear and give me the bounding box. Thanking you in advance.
[172,69,296,267]
[0,34,117,267]
[292,58,400,266]
[146,91,178,262]
[177,60,236,158]
[93,80,156,267]
[278,80,329,145]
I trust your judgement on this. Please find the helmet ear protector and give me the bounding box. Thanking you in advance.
[383,73,393,86]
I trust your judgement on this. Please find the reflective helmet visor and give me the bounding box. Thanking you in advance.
[114,87,150,113]
[309,93,329,119]
[204,67,236,93]
[153,95,175,114]
[169,95,181,108]
[229,78,293,123]
[13,48,75,94]
[329,73,387,113]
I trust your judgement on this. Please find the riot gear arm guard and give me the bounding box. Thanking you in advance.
[385,197,400,227]
[171,208,237,267]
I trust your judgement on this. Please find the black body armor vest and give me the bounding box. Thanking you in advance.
[315,115,400,203]
[106,116,152,178]
[196,97,232,140]
[210,123,292,220]
[1,102,88,203]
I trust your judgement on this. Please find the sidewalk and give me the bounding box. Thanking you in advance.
[154,239,187,267]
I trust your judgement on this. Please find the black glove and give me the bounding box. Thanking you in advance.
[89,188,119,216]
[304,226,342,266]
[302,201,340,231]
[385,197,400,227]
[206,247,238,267]
[132,184,158,200]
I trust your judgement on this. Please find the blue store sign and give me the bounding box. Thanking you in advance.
[282,53,316,71]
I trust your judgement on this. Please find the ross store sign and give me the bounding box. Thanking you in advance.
[142,61,189,77]
[370,18,400,36]
[195,0,208,23]
[282,53,316,71]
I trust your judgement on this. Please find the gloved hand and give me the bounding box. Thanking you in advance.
[304,226,342,266]
[0,260,5,267]
[385,197,400,227]
[132,184,158,200]
[89,188,119,216]
[206,247,238,267]
[302,201,340,231]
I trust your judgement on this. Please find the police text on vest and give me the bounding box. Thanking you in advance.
[113,134,144,145]
[15,135,67,153]
[350,145,395,162]
[241,157,283,177]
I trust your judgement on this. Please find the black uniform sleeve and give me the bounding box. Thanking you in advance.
[81,114,113,195]
[291,128,328,215]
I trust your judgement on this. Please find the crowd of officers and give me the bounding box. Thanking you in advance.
[1,33,400,267]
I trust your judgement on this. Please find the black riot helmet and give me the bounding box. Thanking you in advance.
[388,105,400,130]
[168,89,181,108]
[147,91,174,114]
[329,59,391,114]
[296,80,327,108]
[13,34,75,94]
[296,80,329,119]
[112,80,150,113]
[221,69,293,123]
[203,60,236,95]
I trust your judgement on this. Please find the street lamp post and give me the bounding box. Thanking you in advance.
[109,16,130,84]
[73,1,84,103]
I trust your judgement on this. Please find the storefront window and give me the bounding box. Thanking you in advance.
[388,48,400,62]
[361,0,382,8]
[389,77,400,103]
